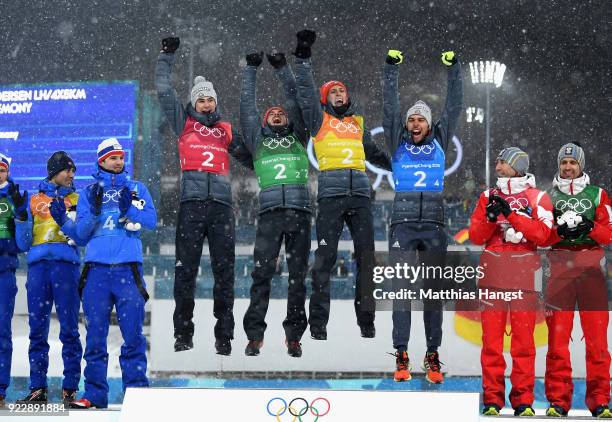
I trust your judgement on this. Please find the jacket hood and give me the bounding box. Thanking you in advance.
[38,178,75,197]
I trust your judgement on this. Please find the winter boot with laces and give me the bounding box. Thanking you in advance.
[392,350,411,382]
[423,351,444,384]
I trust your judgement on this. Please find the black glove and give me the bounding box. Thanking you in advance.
[573,217,594,237]
[246,51,264,67]
[294,29,316,59]
[486,197,502,222]
[557,223,578,240]
[8,182,28,220]
[87,183,103,216]
[118,187,133,216]
[489,195,512,217]
[266,52,287,69]
[161,37,180,53]
[49,198,67,227]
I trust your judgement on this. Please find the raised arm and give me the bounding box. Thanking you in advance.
[363,126,392,171]
[270,53,309,145]
[154,37,187,135]
[293,30,323,135]
[435,51,463,152]
[228,129,255,170]
[383,50,405,154]
[239,52,264,155]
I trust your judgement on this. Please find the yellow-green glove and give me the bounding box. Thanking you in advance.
[441,51,457,66]
[386,49,404,65]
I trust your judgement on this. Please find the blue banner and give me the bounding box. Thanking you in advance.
[0,81,138,190]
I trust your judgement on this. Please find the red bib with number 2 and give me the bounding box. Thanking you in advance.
[178,116,232,175]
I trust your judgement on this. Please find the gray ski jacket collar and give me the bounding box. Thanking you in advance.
[185,103,221,127]
[323,100,357,119]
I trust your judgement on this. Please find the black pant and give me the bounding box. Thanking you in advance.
[173,200,235,340]
[243,209,311,342]
[389,222,447,351]
[309,196,375,332]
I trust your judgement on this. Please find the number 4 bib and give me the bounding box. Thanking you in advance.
[392,139,445,192]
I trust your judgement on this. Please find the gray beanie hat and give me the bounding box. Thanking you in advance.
[405,100,432,128]
[190,76,217,108]
[557,143,585,170]
[497,147,529,175]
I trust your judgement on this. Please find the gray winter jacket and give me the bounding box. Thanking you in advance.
[383,60,463,226]
[155,51,252,206]
[294,58,391,201]
[240,64,311,214]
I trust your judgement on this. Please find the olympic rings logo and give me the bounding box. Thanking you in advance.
[405,144,435,155]
[34,201,51,215]
[267,397,331,421]
[555,198,592,214]
[307,127,464,190]
[102,189,120,204]
[505,196,529,211]
[329,118,360,134]
[263,137,295,149]
[194,122,226,138]
[0,202,9,214]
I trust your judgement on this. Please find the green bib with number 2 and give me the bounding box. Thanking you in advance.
[254,134,309,189]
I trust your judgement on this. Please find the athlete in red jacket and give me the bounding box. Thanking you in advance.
[543,143,612,418]
[469,147,553,417]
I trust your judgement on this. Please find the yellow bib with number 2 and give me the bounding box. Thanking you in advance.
[313,113,366,171]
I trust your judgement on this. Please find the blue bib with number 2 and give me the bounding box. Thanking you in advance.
[392,139,445,192]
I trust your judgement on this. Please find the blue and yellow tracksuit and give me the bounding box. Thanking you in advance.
[15,179,84,392]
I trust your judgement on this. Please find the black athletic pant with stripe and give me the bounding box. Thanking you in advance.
[309,196,376,334]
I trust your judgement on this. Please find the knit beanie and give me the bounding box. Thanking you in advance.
[97,138,124,163]
[405,100,432,128]
[0,153,10,170]
[319,80,348,105]
[263,106,288,126]
[496,147,529,175]
[47,151,76,179]
[190,76,218,108]
[557,142,585,170]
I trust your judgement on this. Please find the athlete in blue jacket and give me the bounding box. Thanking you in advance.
[383,50,463,383]
[70,138,156,409]
[14,151,84,405]
[0,153,27,409]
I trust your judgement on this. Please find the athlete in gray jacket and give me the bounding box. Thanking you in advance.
[383,49,463,383]
[239,51,311,357]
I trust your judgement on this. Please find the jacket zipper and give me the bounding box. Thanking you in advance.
[419,192,423,220]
